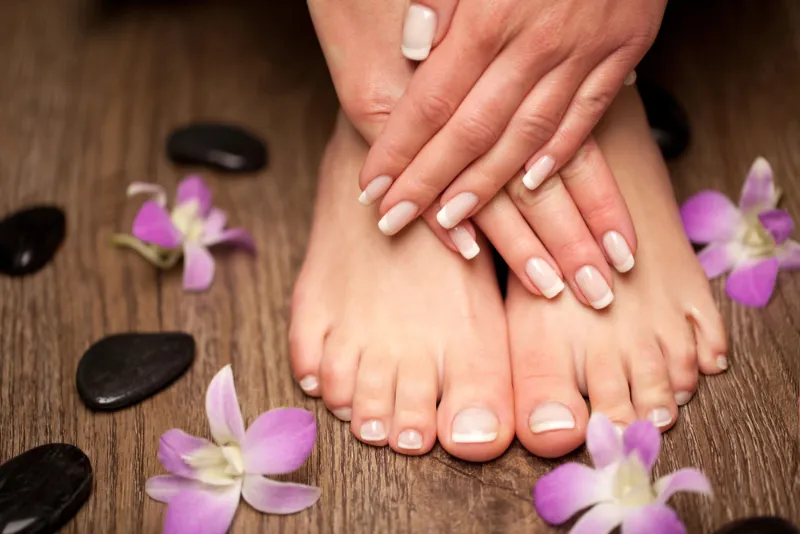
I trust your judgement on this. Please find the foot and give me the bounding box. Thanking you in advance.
[506,88,728,458]
[289,113,514,461]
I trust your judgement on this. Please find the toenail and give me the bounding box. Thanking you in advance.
[716,355,729,370]
[529,402,575,434]
[674,391,693,406]
[332,407,352,421]
[525,258,564,299]
[359,420,387,442]
[298,375,318,393]
[378,201,419,236]
[613,424,625,437]
[602,231,635,273]
[647,407,673,428]
[451,407,499,443]
[397,429,423,450]
[359,175,393,206]
[575,266,614,310]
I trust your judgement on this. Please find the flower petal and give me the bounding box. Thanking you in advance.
[586,412,622,469]
[183,243,216,292]
[621,503,686,534]
[739,157,778,213]
[205,365,246,446]
[158,429,217,479]
[163,481,241,534]
[241,475,321,515]
[132,200,183,248]
[680,191,744,244]
[533,463,613,525]
[127,182,167,206]
[203,228,255,251]
[242,408,316,475]
[176,175,213,216]
[203,208,228,238]
[758,209,795,245]
[570,503,625,534]
[725,258,779,307]
[146,475,205,504]
[697,242,739,279]
[622,420,661,471]
[654,468,713,503]
[777,240,800,270]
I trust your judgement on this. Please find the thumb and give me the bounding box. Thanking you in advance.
[401,0,459,61]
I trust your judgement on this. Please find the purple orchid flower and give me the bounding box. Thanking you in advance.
[145,365,321,533]
[117,175,253,292]
[534,413,712,534]
[680,157,800,307]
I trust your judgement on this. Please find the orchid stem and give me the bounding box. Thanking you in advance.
[110,234,183,269]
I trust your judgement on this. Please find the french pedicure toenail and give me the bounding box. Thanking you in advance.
[298,375,318,393]
[360,420,387,442]
[436,192,479,229]
[402,4,437,61]
[522,155,555,190]
[332,407,352,422]
[602,231,635,273]
[647,408,673,428]
[451,407,499,443]
[613,424,625,437]
[529,402,576,434]
[359,175,393,206]
[575,266,614,310]
[674,391,693,406]
[449,226,480,260]
[717,355,729,370]
[378,201,419,236]
[525,258,565,299]
[397,429,423,450]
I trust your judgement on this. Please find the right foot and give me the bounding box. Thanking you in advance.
[289,114,514,461]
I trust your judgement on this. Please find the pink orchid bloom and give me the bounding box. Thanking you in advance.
[145,366,320,533]
[534,413,712,534]
[128,175,254,292]
[680,157,800,307]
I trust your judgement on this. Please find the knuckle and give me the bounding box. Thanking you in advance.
[404,172,445,201]
[453,113,502,154]
[340,83,395,128]
[513,112,560,145]
[574,88,615,120]
[552,234,598,265]
[413,92,457,128]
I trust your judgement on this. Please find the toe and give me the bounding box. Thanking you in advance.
[389,354,439,455]
[688,301,729,375]
[586,342,638,429]
[658,319,699,406]
[288,314,327,398]
[350,349,398,447]
[627,343,679,432]
[319,333,361,421]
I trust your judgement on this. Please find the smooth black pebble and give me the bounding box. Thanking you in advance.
[638,82,691,160]
[0,444,92,534]
[714,516,799,534]
[76,332,195,411]
[0,206,65,277]
[166,122,268,173]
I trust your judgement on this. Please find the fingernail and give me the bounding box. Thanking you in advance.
[716,355,729,370]
[359,175,393,206]
[624,70,637,86]
[575,266,614,310]
[437,192,479,229]
[602,231,635,273]
[525,258,564,298]
[332,407,352,422]
[522,156,555,190]
[451,407,499,443]
[529,402,576,434]
[647,407,673,428]
[360,420,387,442]
[298,375,318,393]
[449,226,480,260]
[402,4,437,61]
[378,201,419,235]
[397,429,423,450]
[674,391,693,406]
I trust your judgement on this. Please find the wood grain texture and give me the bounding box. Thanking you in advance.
[0,0,798,532]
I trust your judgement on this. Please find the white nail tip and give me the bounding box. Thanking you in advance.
[332,408,352,422]
[401,46,431,61]
[451,407,500,443]
[591,290,614,310]
[542,278,565,299]
[522,156,555,190]
[452,431,498,444]
[358,191,370,205]
[529,402,576,434]
[449,226,480,260]
[616,255,635,273]
[624,71,638,86]
[397,430,423,450]
[298,375,318,393]
[716,355,729,370]
[359,420,387,442]
[359,175,393,206]
[647,408,673,428]
[402,4,437,62]
[674,391,693,406]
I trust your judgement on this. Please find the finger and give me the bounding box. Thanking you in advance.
[473,189,564,299]
[401,0,459,61]
[506,173,615,310]
[558,136,638,273]
[420,202,482,261]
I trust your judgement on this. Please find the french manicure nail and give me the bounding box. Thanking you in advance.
[717,355,729,370]
[359,175,393,206]
[674,391,693,406]
[451,407,499,443]
[397,429,423,450]
[449,226,480,260]
[529,402,575,434]
[378,201,419,235]
[522,156,555,190]
[602,231,635,273]
[575,266,614,310]
[402,4,437,61]
[436,192,479,229]
[647,407,673,428]
[624,71,637,86]
[298,375,318,393]
[332,407,352,422]
[360,420,387,442]
[525,258,564,298]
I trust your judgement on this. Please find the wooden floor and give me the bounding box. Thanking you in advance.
[1,0,799,532]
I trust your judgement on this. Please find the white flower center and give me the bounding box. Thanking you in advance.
[184,443,244,486]
[741,214,776,258]
[612,456,656,507]
[170,200,205,243]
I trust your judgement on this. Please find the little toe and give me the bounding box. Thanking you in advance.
[390,354,439,455]
[627,343,679,432]
[351,349,398,447]
[688,301,729,375]
[288,320,327,397]
[658,319,699,406]
[319,333,361,422]
[586,344,638,430]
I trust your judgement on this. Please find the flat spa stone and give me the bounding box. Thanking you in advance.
[0,443,92,534]
[714,516,799,534]
[638,82,691,160]
[166,122,268,173]
[76,332,195,411]
[0,206,66,277]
